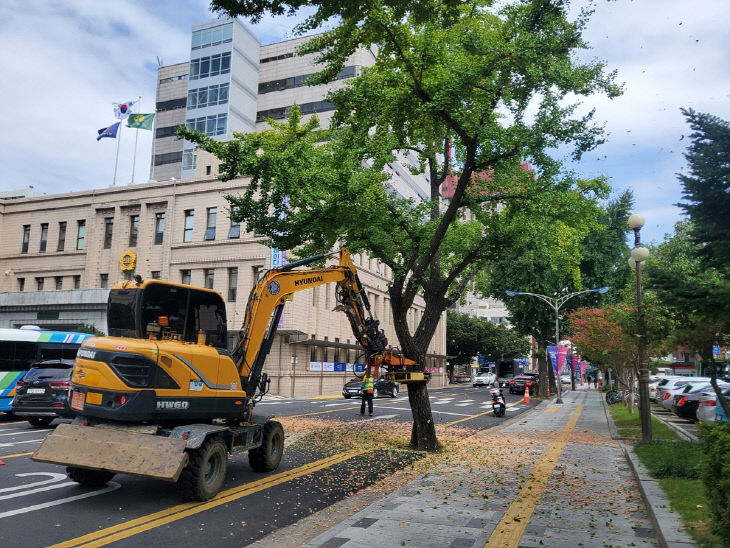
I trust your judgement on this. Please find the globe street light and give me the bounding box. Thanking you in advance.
[628,213,652,442]
[505,286,610,404]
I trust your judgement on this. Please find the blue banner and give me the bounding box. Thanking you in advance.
[547,346,558,375]
[354,363,366,373]
[333,362,346,372]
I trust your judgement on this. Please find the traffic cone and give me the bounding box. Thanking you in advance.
[0,460,5,466]
[523,383,531,404]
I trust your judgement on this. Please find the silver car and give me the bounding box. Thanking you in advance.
[655,377,708,406]
[697,386,730,423]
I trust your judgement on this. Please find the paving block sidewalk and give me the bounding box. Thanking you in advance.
[304,389,661,548]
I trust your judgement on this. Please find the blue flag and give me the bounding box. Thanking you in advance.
[97,122,120,141]
[547,346,559,375]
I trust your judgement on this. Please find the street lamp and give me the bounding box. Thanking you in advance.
[505,286,610,404]
[628,213,652,442]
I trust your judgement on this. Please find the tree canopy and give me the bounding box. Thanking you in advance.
[446,310,530,366]
[183,0,621,450]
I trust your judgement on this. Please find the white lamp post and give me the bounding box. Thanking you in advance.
[628,213,652,441]
[505,286,610,404]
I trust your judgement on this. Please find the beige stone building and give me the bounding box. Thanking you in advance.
[0,176,447,396]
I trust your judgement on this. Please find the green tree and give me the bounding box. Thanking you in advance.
[447,310,530,366]
[186,0,621,450]
[484,191,633,396]
[678,109,730,273]
[645,220,730,417]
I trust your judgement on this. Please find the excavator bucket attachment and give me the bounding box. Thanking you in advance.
[32,423,189,482]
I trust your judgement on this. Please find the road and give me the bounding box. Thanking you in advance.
[0,384,538,548]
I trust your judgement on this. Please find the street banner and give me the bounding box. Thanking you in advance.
[547,346,558,375]
[558,345,568,374]
[571,354,578,375]
[580,360,586,376]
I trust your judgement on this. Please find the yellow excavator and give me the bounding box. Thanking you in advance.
[33,249,423,500]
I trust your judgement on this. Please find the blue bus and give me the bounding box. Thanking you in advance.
[0,327,93,413]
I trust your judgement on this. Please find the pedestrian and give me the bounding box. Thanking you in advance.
[360,373,374,416]
[593,375,598,389]
[586,374,592,387]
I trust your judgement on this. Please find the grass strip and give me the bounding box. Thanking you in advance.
[607,403,680,440]
[658,477,723,548]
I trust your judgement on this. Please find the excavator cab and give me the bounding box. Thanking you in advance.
[108,281,227,348]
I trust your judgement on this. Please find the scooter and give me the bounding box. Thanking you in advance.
[490,387,506,417]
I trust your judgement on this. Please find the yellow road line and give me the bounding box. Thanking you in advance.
[278,405,360,419]
[443,408,494,427]
[0,451,33,459]
[484,404,584,548]
[544,407,560,413]
[49,448,365,548]
[312,394,342,400]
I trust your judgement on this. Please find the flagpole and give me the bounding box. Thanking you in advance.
[130,95,141,185]
[113,121,122,186]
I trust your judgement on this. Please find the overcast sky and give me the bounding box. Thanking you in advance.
[0,0,728,244]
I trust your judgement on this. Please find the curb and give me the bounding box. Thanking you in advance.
[651,411,697,441]
[621,442,697,548]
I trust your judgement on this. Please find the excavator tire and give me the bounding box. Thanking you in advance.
[66,466,115,488]
[177,436,228,501]
[248,421,284,473]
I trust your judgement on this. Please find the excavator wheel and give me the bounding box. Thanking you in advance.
[66,466,115,488]
[177,436,228,501]
[249,420,284,473]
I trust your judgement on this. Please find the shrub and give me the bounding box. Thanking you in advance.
[634,441,702,479]
[699,422,730,543]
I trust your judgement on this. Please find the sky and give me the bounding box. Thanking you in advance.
[0,0,728,245]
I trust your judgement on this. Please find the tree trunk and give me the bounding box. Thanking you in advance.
[536,339,548,397]
[408,381,440,450]
[548,365,557,396]
[627,368,635,414]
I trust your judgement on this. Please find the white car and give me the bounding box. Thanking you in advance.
[473,372,496,387]
[560,374,572,384]
[698,387,730,423]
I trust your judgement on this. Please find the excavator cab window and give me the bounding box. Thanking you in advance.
[108,289,138,338]
[140,284,191,340]
[188,289,227,349]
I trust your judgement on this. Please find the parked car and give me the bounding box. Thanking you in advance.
[473,371,496,387]
[655,377,708,405]
[508,375,539,395]
[453,373,471,384]
[342,375,399,399]
[497,373,515,388]
[671,382,728,420]
[11,359,76,427]
[697,387,730,423]
[560,374,572,384]
[648,378,663,402]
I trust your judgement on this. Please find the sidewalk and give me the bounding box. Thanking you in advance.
[302,388,662,548]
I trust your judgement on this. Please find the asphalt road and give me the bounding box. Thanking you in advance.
[0,384,538,548]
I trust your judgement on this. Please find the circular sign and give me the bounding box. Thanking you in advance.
[268,281,280,295]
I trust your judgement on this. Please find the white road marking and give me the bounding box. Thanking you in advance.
[0,481,76,500]
[454,402,474,407]
[374,405,470,417]
[0,482,121,519]
[0,429,51,437]
[365,414,398,421]
[432,399,453,404]
[0,438,44,448]
[0,473,67,494]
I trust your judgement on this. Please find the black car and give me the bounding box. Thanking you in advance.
[11,359,76,427]
[508,375,539,395]
[342,375,399,398]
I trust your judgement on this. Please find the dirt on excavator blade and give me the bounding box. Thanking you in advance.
[32,423,189,481]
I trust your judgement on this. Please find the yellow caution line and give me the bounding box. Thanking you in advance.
[0,451,33,459]
[443,408,494,427]
[484,404,584,548]
[49,448,366,548]
[277,406,360,419]
[544,407,560,413]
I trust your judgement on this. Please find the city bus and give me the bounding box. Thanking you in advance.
[0,327,94,414]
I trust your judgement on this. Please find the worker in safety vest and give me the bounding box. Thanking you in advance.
[360,374,374,416]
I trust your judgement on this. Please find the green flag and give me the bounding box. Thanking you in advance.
[127,113,155,130]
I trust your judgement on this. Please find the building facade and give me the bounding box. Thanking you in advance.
[0,177,447,396]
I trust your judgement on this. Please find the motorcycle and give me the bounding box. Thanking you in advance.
[490,387,506,417]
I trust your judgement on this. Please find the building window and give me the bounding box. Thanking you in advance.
[183,210,194,242]
[334,338,340,363]
[151,271,161,279]
[253,265,265,284]
[100,274,108,289]
[204,207,217,240]
[154,212,165,245]
[310,337,316,361]
[204,268,214,289]
[76,220,86,250]
[228,267,237,301]
[57,222,66,251]
[153,151,183,166]
[39,223,48,253]
[21,225,30,253]
[18,278,25,292]
[36,277,44,290]
[73,275,80,289]
[189,52,231,80]
[55,276,63,290]
[185,114,227,137]
[129,215,139,247]
[187,83,230,110]
[191,23,233,50]
[182,149,197,171]
[103,217,114,249]
[181,269,191,285]
[228,221,240,239]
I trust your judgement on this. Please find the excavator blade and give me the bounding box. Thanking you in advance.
[32,423,189,482]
